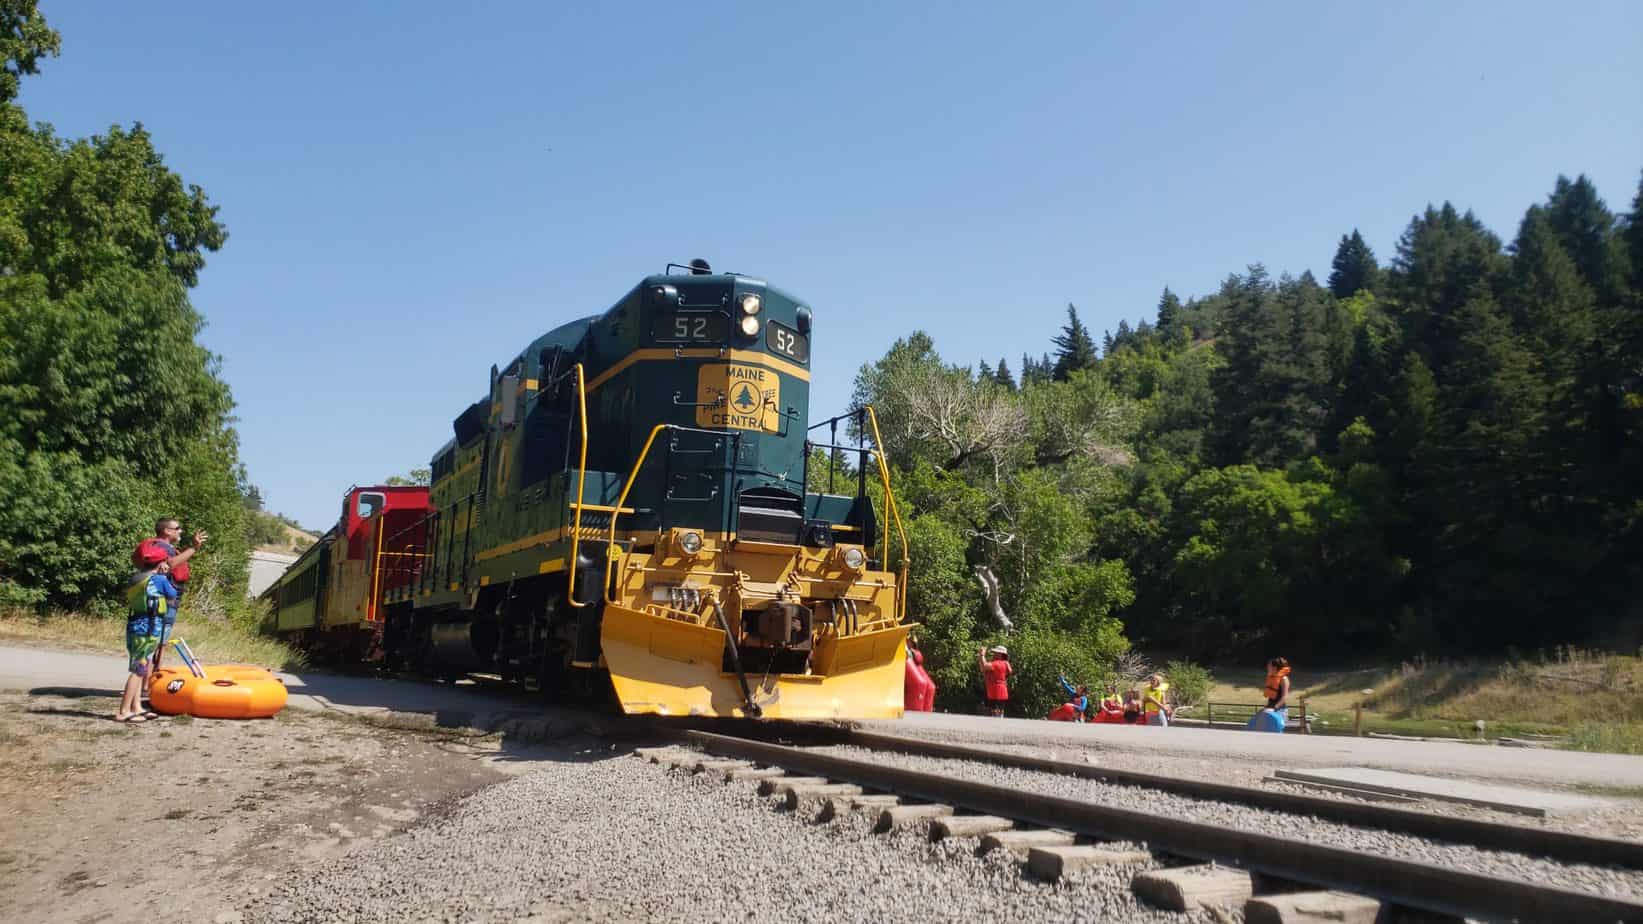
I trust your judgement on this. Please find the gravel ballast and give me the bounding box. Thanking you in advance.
[815,744,1643,901]
[245,744,1217,923]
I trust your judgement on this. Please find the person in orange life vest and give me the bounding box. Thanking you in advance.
[977,645,1011,717]
[1249,657,1291,733]
[1142,673,1171,727]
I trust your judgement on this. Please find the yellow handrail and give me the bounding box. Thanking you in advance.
[864,406,911,625]
[602,424,671,605]
[566,364,592,608]
[367,514,386,623]
[594,411,909,623]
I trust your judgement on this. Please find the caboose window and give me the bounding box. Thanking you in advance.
[357,492,386,520]
[652,312,727,344]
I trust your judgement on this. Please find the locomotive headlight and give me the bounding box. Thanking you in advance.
[737,293,762,316]
[738,314,761,337]
[677,530,704,556]
[841,547,866,571]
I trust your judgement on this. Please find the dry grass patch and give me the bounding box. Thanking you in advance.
[0,607,305,670]
[1207,649,1643,752]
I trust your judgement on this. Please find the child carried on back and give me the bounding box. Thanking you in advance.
[116,560,180,723]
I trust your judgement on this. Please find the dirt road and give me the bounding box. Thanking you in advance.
[0,689,527,923]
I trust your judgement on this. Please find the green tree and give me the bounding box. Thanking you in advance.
[0,0,58,104]
[385,467,431,486]
[1051,303,1098,380]
[993,356,1015,391]
[0,5,241,609]
[1543,174,1621,302]
[1388,203,1508,380]
[1155,287,1184,344]
[1327,229,1381,298]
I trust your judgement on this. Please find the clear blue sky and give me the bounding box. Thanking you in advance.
[18,2,1643,529]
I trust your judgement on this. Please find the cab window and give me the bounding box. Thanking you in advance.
[356,492,386,520]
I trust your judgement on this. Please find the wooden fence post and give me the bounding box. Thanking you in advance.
[1300,696,1311,734]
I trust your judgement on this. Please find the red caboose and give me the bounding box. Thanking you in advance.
[262,485,433,660]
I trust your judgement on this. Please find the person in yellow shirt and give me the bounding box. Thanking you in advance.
[1142,673,1170,727]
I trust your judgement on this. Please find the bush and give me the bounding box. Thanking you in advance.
[0,448,155,605]
[0,579,46,609]
[246,510,286,547]
[1162,659,1214,708]
[1565,722,1643,755]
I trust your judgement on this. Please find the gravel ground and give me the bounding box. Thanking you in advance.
[246,746,1223,923]
[815,744,1643,901]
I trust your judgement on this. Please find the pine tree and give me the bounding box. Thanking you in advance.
[1388,203,1508,382]
[1113,319,1134,353]
[1429,291,1555,638]
[1052,304,1097,380]
[994,357,1016,390]
[978,358,993,382]
[1155,287,1183,342]
[1508,205,1595,382]
[1627,171,1643,291]
[1544,175,1620,301]
[1328,230,1381,298]
[1208,266,1274,464]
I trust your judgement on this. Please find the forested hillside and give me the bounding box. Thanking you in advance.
[0,3,251,611]
[857,172,1643,706]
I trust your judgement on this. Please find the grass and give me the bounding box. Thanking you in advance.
[0,606,306,670]
[1202,649,1643,754]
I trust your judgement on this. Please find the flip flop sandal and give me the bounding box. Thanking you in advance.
[141,711,160,720]
[117,713,151,724]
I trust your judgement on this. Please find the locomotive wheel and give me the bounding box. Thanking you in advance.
[535,645,570,701]
[568,664,618,710]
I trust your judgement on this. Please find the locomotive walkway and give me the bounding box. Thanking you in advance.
[5,643,1642,789]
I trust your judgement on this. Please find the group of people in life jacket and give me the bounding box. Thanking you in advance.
[913,642,1294,735]
[974,646,1294,734]
[1045,671,1173,726]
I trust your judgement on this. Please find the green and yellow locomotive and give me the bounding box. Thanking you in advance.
[346,261,912,718]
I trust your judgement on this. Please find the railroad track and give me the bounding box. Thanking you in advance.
[640,729,1643,923]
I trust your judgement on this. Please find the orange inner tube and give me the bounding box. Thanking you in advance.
[148,664,288,719]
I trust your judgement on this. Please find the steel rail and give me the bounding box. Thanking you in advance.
[684,730,1643,923]
[839,729,1643,871]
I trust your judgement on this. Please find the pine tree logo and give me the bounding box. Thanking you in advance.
[696,363,779,431]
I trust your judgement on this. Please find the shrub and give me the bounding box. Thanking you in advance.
[1565,722,1643,755]
[1162,659,1214,708]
